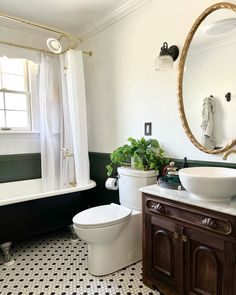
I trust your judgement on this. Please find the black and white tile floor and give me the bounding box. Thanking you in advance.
[0,228,160,295]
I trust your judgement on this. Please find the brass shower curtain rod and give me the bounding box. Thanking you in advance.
[0,12,92,56]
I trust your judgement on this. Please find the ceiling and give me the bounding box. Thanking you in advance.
[189,9,236,53]
[0,0,128,34]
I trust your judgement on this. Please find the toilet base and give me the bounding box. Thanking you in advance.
[87,211,142,276]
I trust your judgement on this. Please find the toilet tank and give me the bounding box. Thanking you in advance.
[118,167,158,211]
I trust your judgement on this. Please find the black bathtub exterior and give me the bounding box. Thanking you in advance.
[0,187,95,244]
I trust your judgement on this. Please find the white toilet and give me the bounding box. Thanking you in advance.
[73,167,157,276]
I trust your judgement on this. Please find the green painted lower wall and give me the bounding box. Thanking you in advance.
[0,153,41,183]
[89,152,119,206]
[88,152,236,206]
[172,158,236,169]
[0,152,235,207]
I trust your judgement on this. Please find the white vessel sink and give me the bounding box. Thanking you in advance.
[179,167,236,202]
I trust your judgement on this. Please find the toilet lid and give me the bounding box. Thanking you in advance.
[73,203,132,228]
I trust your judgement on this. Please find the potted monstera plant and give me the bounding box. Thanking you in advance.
[106,137,168,176]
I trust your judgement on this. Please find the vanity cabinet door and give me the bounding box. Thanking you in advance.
[142,193,236,295]
[186,229,235,295]
[143,214,185,295]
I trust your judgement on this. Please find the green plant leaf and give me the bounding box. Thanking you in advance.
[106,164,113,176]
[106,137,168,175]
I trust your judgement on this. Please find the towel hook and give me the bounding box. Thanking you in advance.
[225,92,231,102]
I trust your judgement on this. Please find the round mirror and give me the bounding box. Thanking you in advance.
[178,2,236,154]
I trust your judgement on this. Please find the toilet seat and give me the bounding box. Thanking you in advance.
[73,203,132,229]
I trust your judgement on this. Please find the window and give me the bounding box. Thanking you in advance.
[0,57,31,131]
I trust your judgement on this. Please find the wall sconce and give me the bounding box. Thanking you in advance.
[225,92,231,102]
[155,42,179,71]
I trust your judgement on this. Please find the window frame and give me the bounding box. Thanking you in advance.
[0,58,32,132]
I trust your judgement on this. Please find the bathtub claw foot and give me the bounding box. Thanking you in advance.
[0,242,14,266]
[68,225,79,242]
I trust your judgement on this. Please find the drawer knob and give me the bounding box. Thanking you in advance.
[201,217,217,229]
[151,203,166,214]
[182,235,188,242]
[173,232,179,239]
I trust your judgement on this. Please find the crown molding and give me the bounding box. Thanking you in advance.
[78,0,152,42]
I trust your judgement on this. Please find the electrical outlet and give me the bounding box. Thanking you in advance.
[144,122,152,136]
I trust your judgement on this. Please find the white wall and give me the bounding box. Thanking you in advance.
[81,0,236,163]
[0,133,40,154]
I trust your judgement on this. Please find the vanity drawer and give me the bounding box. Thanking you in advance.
[143,194,235,237]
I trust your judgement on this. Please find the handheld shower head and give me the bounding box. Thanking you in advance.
[46,38,62,54]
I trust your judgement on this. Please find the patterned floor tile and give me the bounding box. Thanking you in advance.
[0,228,160,295]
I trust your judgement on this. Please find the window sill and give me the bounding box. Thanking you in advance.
[0,131,39,134]
[0,132,40,141]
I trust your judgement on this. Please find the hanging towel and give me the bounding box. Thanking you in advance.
[200,96,215,150]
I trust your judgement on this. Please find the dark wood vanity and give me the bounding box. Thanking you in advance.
[142,192,236,295]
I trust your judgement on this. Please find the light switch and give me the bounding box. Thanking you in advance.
[144,122,152,136]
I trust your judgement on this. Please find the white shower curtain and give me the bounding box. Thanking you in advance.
[39,55,61,191]
[59,50,90,187]
[39,50,90,191]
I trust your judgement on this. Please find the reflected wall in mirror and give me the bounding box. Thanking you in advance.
[178,2,236,154]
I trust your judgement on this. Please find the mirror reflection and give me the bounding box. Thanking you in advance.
[183,8,236,151]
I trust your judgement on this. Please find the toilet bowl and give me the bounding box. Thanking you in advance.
[73,203,132,243]
[73,167,157,276]
[73,203,142,276]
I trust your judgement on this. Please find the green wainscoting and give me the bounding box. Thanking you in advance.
[89,152,119,206]
[0,153,41,183]
[88,152,236,206]
[0,152,235,206]
[172,158,236,169]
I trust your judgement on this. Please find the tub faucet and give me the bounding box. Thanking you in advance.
[69,181,77,187]
[222,149,236,160]
[62,148,74,159]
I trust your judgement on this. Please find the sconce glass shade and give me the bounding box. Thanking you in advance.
[155,42,179,71]
[155,54,174,71]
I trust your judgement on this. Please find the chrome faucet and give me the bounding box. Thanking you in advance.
[222,149,236,160]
